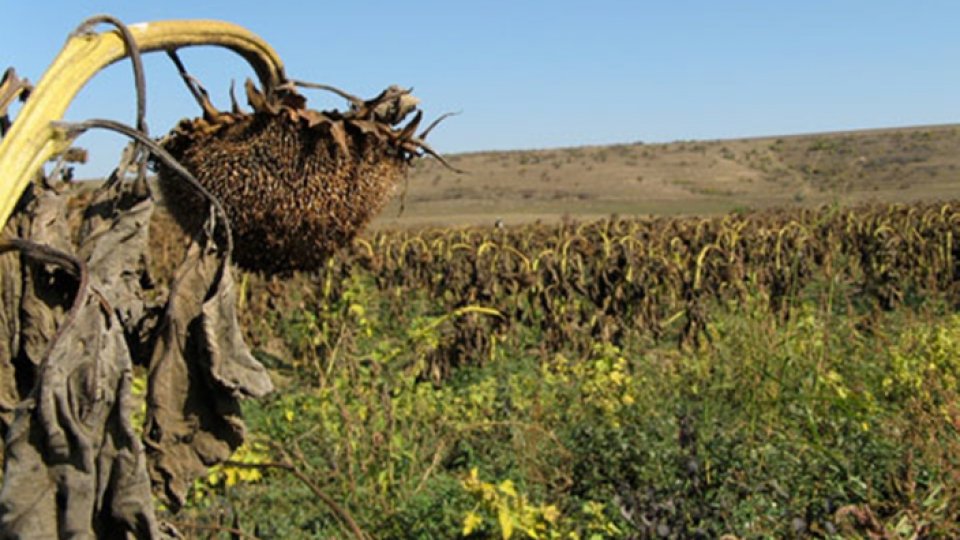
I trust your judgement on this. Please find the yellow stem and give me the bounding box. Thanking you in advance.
[0,19,285,228]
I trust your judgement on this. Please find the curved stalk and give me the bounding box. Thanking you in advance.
[0,19,286,228]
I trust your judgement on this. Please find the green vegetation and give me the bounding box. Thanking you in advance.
[162,201,960,538]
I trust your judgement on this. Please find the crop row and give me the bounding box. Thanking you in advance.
[185,200,956,386]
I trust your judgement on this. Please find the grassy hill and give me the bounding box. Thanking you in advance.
[374,123,960,227]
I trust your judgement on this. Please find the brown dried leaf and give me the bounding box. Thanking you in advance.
[16,187,75,379]
[143,233,272,510]
[301,108,330,129]
[328,119,350,157]
[371,90,419,125]
[0,292,160,538]
[0,67,32,137]
[348,118,381,136]
[396,109,423,142]
[0,216,23,433]
[0,183,165,538]
[78,181,157,340]
[244,78,276,115]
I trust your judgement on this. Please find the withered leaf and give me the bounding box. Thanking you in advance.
[0,164,270,535]
[0,182,165,538]
[348,118,380,136]
[397,109,423,142]
[143,233,272,510]
[328,120,350,158]
[244,78,277,115]
[0,215,24,433]
[300,108,329,129]
[78,180,158,353]
[0,289,160,538]
[15,187,76,395]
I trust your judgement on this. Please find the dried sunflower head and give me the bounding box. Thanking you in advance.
[156,80,448,273]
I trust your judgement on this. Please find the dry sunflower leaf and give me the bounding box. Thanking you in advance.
[0,182,164,538]
[143,229,272,511]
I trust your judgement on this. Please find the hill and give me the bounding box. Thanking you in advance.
[373,123,960,227]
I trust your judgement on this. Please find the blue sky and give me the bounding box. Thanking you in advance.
[2,1,958,176]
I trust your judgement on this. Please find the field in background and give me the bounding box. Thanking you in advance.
[141,124,960,538]
[375,123,960,227]
[152,200,960,538]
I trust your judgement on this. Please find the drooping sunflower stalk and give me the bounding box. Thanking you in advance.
[0,14,442,539]
[0,18,287,232]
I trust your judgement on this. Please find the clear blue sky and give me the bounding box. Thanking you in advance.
[2,1,958,176]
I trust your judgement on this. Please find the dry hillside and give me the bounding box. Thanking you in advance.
[374,124,960,227]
